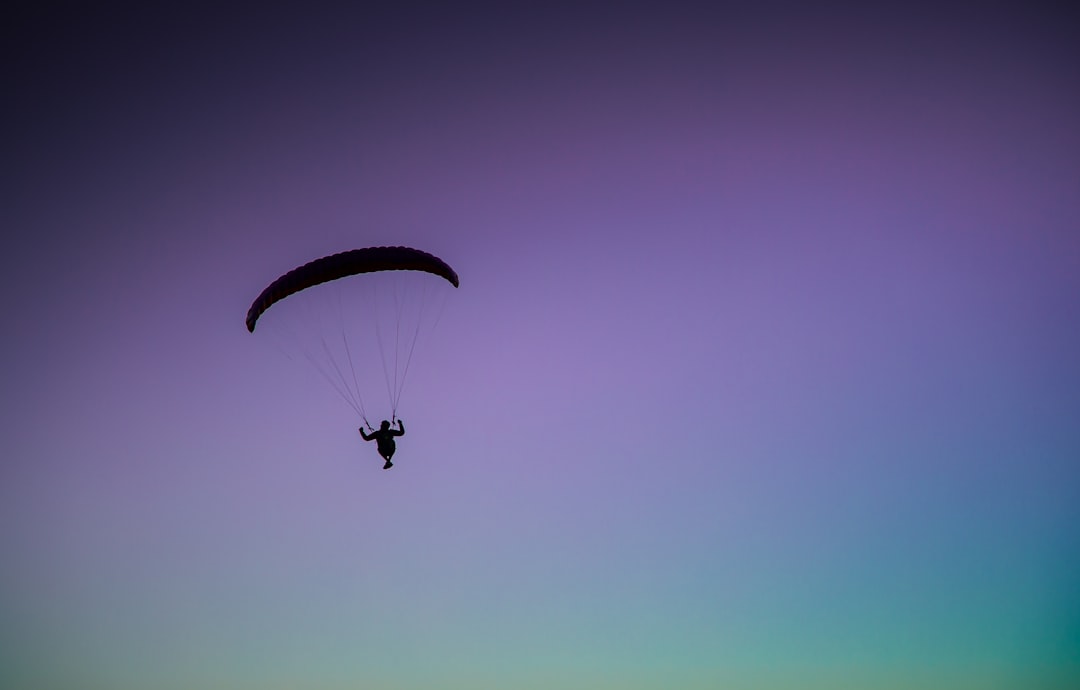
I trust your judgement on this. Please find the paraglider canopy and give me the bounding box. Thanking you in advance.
[246,246,459,333]
[246,245,458,425]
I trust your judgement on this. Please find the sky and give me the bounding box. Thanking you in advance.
[2,2,1079,688]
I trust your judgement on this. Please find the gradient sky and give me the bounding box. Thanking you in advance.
[3,3,1079,689]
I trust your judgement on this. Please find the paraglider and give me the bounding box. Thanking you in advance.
[247,246,458,468]
[360,419,405,469]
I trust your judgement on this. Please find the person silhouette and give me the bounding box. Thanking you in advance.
[360,419,405,469]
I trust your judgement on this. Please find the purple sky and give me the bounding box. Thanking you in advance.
[3,3,1079,689]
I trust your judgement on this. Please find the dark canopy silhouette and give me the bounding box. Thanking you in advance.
[245,246,460,333]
